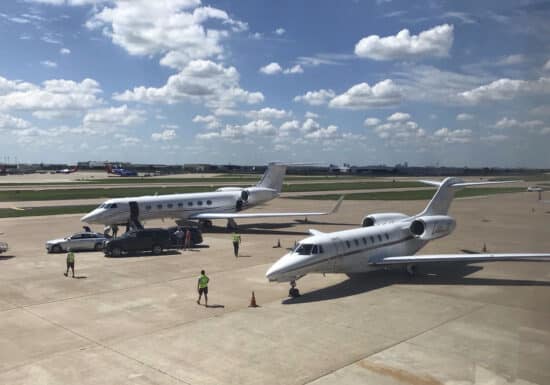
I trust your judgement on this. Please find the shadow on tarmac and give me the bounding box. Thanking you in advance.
[283,263,550,305]
[0,255,15,260]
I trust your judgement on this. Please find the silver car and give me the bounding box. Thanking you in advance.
[46,232,109,253]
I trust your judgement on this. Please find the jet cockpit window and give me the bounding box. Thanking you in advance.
[295,244,314,255]
[111,203,117,209]
[311,245,318,254]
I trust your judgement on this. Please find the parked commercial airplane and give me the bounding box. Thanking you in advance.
[266,177,550,296]
[82,163,343,230]
[106,164,138,177]
[54,165,78,174]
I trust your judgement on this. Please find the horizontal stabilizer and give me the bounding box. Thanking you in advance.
[308,229,325,236]
[371,253,550,265]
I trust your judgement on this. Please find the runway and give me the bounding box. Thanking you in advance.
[0,193,549,384]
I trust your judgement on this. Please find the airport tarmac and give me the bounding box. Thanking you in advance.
[0,193,549,384]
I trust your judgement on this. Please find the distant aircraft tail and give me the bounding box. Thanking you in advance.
[106,164,113,174]
[256,163,288,192]
[70,165,78,173]
[417,177,518,216]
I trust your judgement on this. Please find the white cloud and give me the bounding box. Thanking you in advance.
[0,113,31,130]
[540,127,550,135]
[458,77,550,104]
[193,114,220,129]
[60,47,71,55]
[387,112,410,121]
[41,60,58,68]
[0,76,102,112]
[114,60,263,110]
[433,127,472,143]
[456,113,473,121]
[279,120,300,132]
[260,62,303,75]
[363,117,381,127]
[199,119,276,140]
[294,89,335,106]
[259,62,282,75]
[355,24,454,60]
[304,124,339,140]
[496,54,525,66]
[301,118,320,133]
[544,59,550,71]
[329,80,402,109]
[481,134,508,143]
[82,105,144,134]
[283,65,303,74]
[441,12,476,24]
[274,28,285,35]
[493,117,544,129]
[152,129,177,141]
[246,107,291,120]
[304,111,318,119]
[86,0,245,69]
[373,120,425,141]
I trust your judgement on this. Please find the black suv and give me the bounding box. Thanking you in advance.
[104,228,172,257]
[167,226,203,247]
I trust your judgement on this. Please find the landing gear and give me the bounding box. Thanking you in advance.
[226,218,238,230]
[288,280,300,298]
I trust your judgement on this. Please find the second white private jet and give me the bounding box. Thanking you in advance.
[266,177,550,296]
[81,162,343,230]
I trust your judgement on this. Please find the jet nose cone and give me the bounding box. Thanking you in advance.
[266,253,295,282]
[81,208,100,223]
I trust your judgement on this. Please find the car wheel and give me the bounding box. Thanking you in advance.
[52,244,63,253]
[152,244,162,255]
[94,243,103,251]
[111,247,121,257]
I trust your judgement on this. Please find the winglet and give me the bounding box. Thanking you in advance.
[328,195,344,214]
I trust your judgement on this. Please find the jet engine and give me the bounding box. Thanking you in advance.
[361,213,409,227]
[409,215,456,240]
[235,190,250,211]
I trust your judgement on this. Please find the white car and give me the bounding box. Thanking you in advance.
[46,232,109,253]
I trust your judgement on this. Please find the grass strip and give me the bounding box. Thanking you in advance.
[0,181,424,202]
[0,205,97,218]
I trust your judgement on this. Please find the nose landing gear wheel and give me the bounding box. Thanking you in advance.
[288,280,300,298]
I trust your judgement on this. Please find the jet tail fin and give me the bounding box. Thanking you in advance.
[256,162,288,192]
[417,178,519,216]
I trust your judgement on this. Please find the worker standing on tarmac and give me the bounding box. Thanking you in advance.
[64,248,75,278]
[232,232,241,257]
[197,270,209,307]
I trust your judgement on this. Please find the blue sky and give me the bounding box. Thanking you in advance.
[0,0,549,167]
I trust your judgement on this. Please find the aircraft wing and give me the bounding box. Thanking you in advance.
[371,253,550,265]
[190,196,343,220]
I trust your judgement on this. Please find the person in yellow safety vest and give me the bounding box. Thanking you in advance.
[64,248,75,278]
[197,270,209,307]
[232,232,241,257]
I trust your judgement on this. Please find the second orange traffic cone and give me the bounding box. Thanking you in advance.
[249,291,259,307]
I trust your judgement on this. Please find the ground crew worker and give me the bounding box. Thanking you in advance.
[64,248,75,278]
[174,227,184,249]
[232,232,241,257]
[197,270,209,307]
[184,229,192,250]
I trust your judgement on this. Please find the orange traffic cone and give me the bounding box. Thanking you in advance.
[249,291,259,307]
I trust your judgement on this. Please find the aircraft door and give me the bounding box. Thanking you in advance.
[129,201,139,221]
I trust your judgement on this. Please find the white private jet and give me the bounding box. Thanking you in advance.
[81,163,343,230]
[266,177,550,296]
